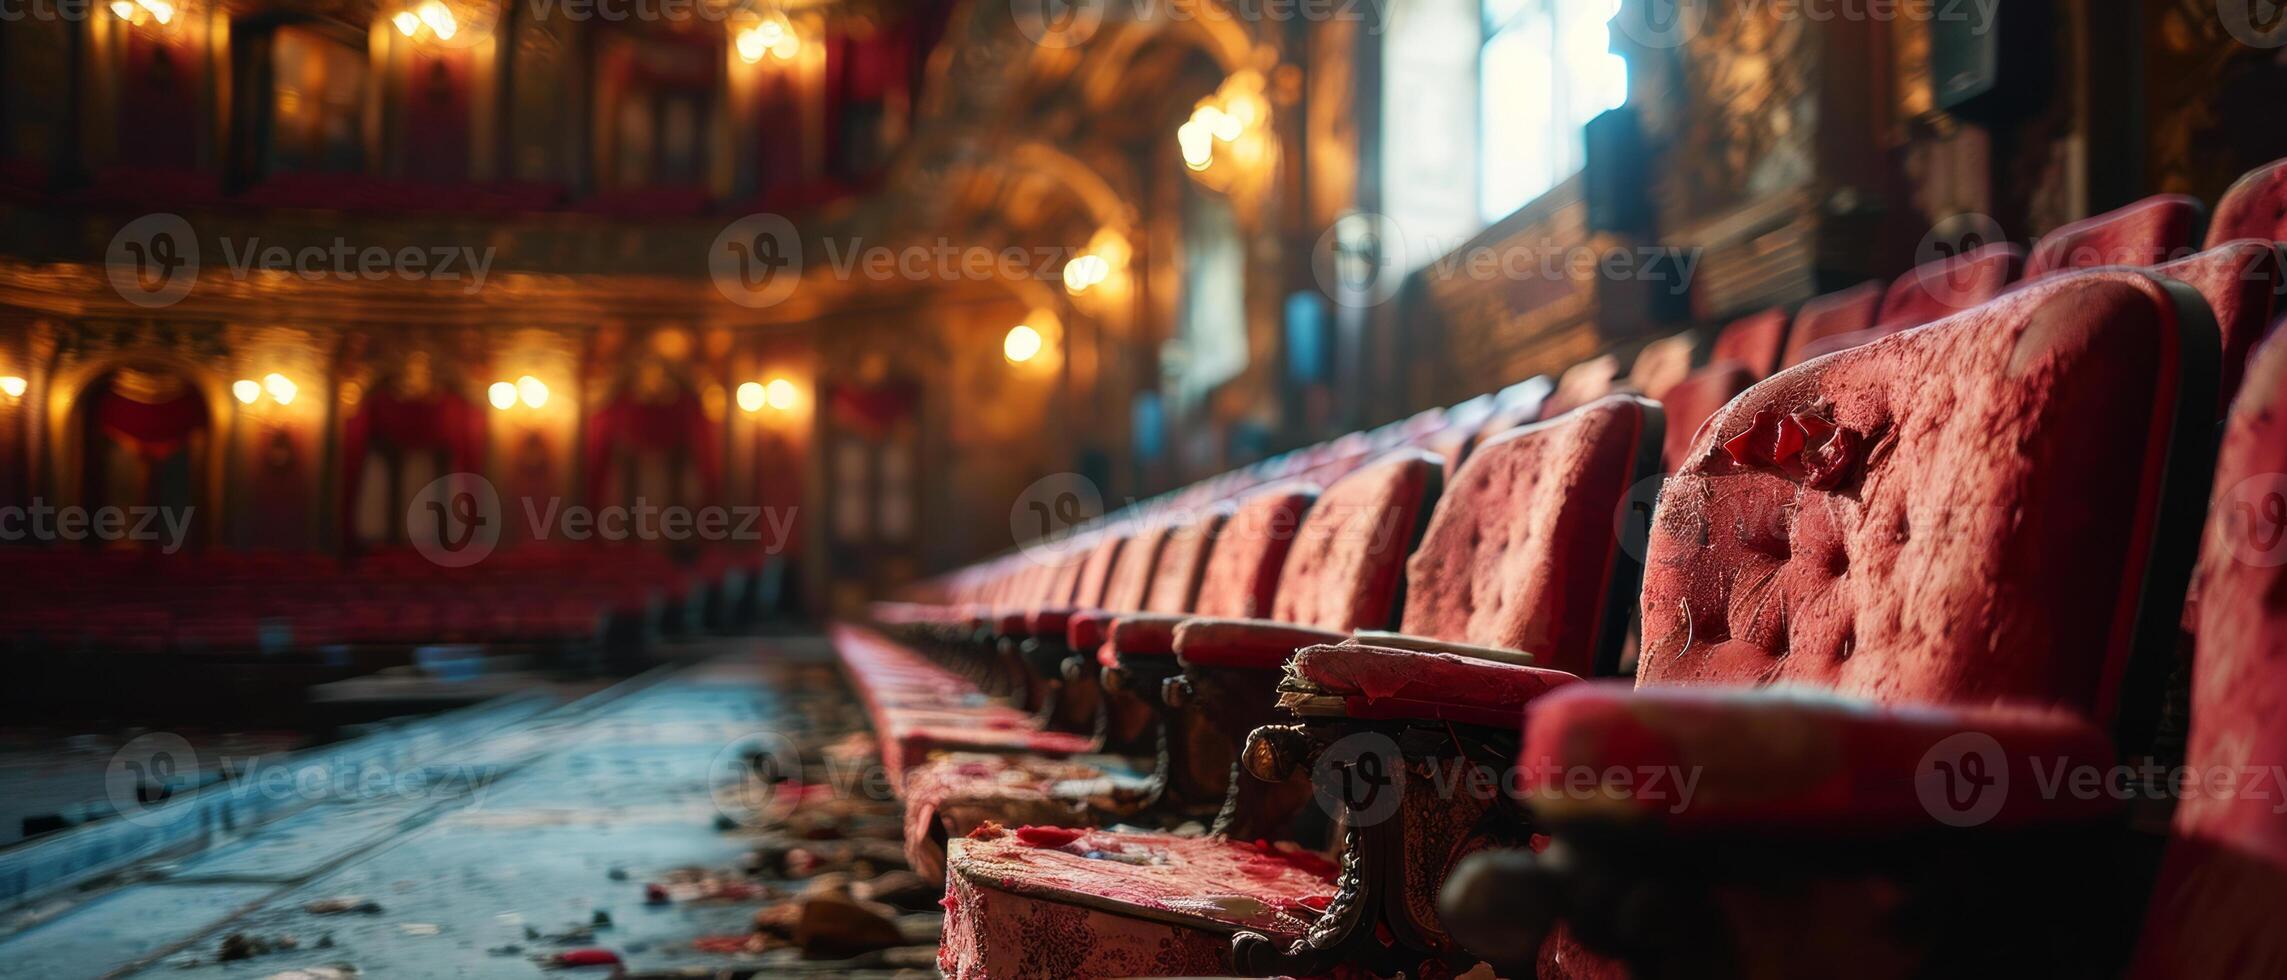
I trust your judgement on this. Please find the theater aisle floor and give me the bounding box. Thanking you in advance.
[0,635,938,980]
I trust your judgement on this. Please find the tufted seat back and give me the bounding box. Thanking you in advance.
[1780,282,1882,369]
[1268,452,1445,632]
[1878,241,2025,331]
[1396,395,1661,677]
[2024,195,2206,280]
[2204,156,2287,248]
[1191,485,1319,621]
[2127,330,2287,978]
[2154,240,2287,411]
[1141,508,1230,614]
[1711,308,1793,379]
[1639,270,2218,728]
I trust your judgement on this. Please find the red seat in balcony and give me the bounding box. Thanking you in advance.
[1440,269,2219,978]
[1710,307,1792,379]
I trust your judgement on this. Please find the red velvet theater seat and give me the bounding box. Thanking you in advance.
[1446,269,2219,979]
[2024,194,2207,280]
[1540,354,1623,420]
[1656,361,1756,472]
[2154,240,2287,411]
[938,453,1447,978]
[2204,156,2287,247]
[1876,240,2024,331]
[1625,332,1699,401]
[1778,281,1881,368]
[945,400,1661,978]
[2128,330,2287,980]
[1710,307,1791,379]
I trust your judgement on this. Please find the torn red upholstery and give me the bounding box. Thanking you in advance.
[2024,194,2206,280]
[2205,156,2287,247]
[1518,682,2116,833]
[941,829,1337,979]
[1636,271,2195,726]
[1779,281,1882,368]
[1287,642,1578,727]
[900,753,1127,883]
[1876,242,2024,330]
[1711,307,1791,379]
[2155,240,2286,412]
[2128,331,2287,979]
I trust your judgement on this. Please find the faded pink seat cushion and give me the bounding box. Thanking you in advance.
[942,828,1337,979]
[1711,308,1791,379]
[2024,194,2205,280]
[2129,332,2287,978]
[831,624,1095,786]
[1779,281,1881,368]
[2155,240,2286,411]
[2205,156,2287,247]
[1519,682,2115,833]
[1636,270,2198,726]
[1264,451,1444,634]
[1287,641,1578,727]
[1876,242,2024,330]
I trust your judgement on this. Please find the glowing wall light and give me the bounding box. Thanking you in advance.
[0,376,24,399]
[488,381,518,410]
[764,377,798,410]
[262,373,297,406]
[516,375,549,409]
[1003,324,1044,364]
[233,379,262,404]
[736,381,766,413]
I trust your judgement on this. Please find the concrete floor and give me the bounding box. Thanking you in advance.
[0,636,929,980]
